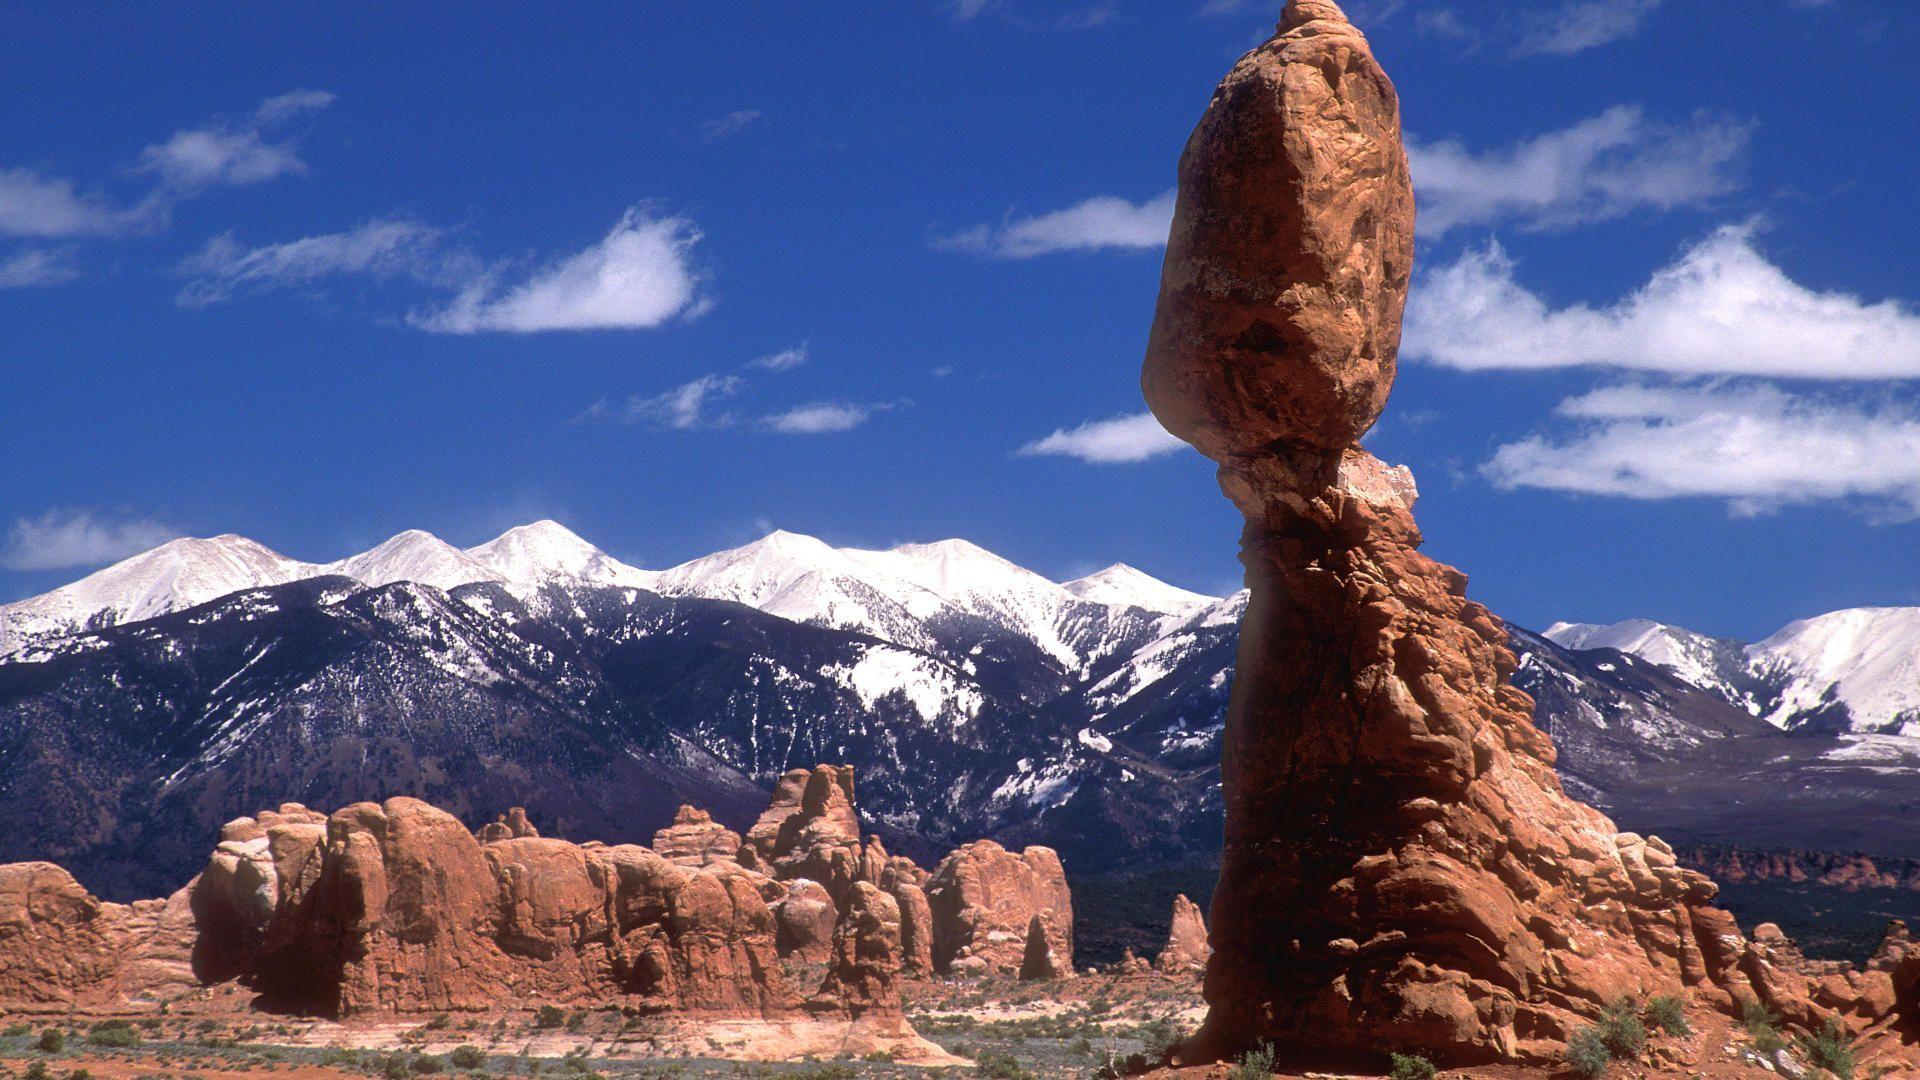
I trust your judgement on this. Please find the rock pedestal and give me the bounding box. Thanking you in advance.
[1142,0,1920,1067]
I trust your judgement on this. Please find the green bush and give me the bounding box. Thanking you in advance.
[1738,996,1788,1054]
[1797,1019,1856,1080]
[1597,1001,1646,1060]
[380,1054,412,1080]
[68,1070,93,1080]
[971,1050,1034,1080]
[1565,1026,1611,1079]
[87,1021,140,1049]
[532,1006,566,1030]
[1136,1017,1185,1061]
[412,1054,445,1074]
[448,1046,487,1070]
[425,1015,451,1031]
[1230,1043,1278,1080]
[1388,1051,1437,1080]
[4,1022,32,1037]
[1644,995,1689,1038]
[563,1010,586,1033]
[26,1062,53,1080]
[37,1029,67,1054]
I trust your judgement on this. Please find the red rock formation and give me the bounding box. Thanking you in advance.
[1141,0,1920,1067]
[879,856,934,976]
[925,839,1073,978]
[773,878,839,964]
[1156,893,1210,976]
[0,862,195,1011]
[652,805,744,868]
[746,765,865,904]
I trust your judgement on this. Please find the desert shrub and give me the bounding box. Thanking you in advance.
[1597,1000,1646,1060]
[425,1015,451,1031]
[972,1050,1034,1080]
[412,1054,445,1074]
[1388,1051,1437,1080]
[26,1063,53,1080]
[1231,1043,1278,1080]
[1136,1017,1185,1061]
[68,1070,93,1080]
[379,1054,412,1080]
[448,1046,487,1070]
[37,1029,67,1053]
[1644,995,1689,1038]
[1797,1019,1856,1080]
[532,1007,566,1030]
[319,1048,357,1067]
[563,1011,586,1033]
[1565,1026,1611,1079]
[1738,997,1788,1054]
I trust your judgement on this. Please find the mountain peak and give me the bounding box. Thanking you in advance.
[329,530,501,591]
[466,521,654,589]
[1063,564,1218,615]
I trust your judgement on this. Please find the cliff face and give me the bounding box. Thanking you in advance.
[1142,0,1920,1067]
[0,764,1071,1051]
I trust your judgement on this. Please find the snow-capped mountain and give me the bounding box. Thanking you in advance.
[1062,564,1216,617]
[1543,618,1748,701]
[1546,609,1920,736]
[324,529,504,591]
[465,520,657,591]
[0,535,321,661]
[1747,608,1920,735]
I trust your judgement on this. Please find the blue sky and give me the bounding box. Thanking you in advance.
[3,0,1918,641]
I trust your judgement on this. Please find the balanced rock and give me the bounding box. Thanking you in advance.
[1155,893,1210,976]
[1141,0,1918,1067]
[925,839,1072,978]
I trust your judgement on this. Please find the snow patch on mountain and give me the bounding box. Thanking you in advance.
[1063,564,1216,616]
[464,520,657,591]
[1749,608,1920,735]
[1543,617,1746,699]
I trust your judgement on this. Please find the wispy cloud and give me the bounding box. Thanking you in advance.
[1408,106,1750,237]
[0,167,154,239]
[1019,411,1187,464]
[700,109,765,143]
[1404,223,1920,378]
[586,373,744,430]
[761,400,901,434]
[181,206,708,333]
[1,509,181,571]
[1485,382,1920,520]
[939,191,1173,258]
[0,247,82,288]
[1514,0,1662,56]
[947,0,1116,28]
[747,345,809,372]
[176,217,460,306]
[138,89,335,191]
[414,208,708,333]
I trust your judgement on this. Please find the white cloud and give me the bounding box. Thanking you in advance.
[1019,411,1187,464]
[176,217,455,306]
[1515,0,1661,56]
[1485,382,1920,520]
[1,510,181,571]
[1404,224,1920,378]
[415,208,707,333]
[1407,106,1749,237]
[700,109,764,143]
[139,90,334,190]
[747,345,809,372]
[589,374,743,430]
[761,400,899,434]
[0,167,151,238]
[940,191,1173,258]
[0,248,81,288]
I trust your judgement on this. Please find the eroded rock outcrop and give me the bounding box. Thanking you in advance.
[0,762,1054,1058]
[1156,893,1210,976]
[1142,0,1920,1067]
[926,839,1073,978]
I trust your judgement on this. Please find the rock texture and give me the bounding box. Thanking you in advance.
[1142,0,1920,1068]
[1156,893,1210,976]
[0,761,1061,1062]
[925,839,1073,978]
